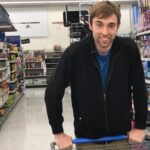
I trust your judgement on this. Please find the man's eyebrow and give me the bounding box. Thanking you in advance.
[95,21,117,25]
[95,21,103,23]
[109,22,117,25]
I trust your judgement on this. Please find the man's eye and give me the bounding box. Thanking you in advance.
[109,24,116,28]
[96,23,103,27]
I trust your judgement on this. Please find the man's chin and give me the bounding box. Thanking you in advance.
[101,44,109,49]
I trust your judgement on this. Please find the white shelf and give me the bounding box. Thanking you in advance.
[0,58,7,61]
[9,51,18,54]
[137,30,150,36]
[0,67,7,71]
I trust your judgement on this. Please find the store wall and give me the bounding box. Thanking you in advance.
[5,3,133,51]
[119,4,133,34]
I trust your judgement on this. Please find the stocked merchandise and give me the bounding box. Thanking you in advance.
[0,37,24,126]
[0,44,9,118]
[24,50,47,88]
[138,0,150,32]
[24,49,63,88]
[136,0,150,125]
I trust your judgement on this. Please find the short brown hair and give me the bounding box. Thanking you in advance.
[90,1,121,25]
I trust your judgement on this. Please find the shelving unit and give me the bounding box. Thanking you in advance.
[135,0,150,127]
[0,93,23,126]
[45,51,63,84]
[137,30,150,37]
[0,41,25,126]
[0,45,9,117]
[137,30,150,79]
[24,50,47,88]
[25,62,47,87]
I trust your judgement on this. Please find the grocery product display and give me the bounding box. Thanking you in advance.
[0,40,24,126]
[0,42,9,116]
[24,50,47,88]
[135,0,150,126]
[24,50,63,88]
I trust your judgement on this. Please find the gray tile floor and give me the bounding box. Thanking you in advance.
[0,87,74,150]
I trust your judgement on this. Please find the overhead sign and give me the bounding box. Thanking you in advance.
[21,38,30,44]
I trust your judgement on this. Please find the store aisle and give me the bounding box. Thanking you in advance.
[0,87,74,150]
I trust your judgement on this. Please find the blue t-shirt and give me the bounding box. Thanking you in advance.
[95,50,111,92]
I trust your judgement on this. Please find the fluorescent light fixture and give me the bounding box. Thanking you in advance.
[0,25,12,28]
[0,1,97,5]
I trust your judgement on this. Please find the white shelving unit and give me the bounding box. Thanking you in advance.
[25,61,47,88]
[0,43,25,126]
[0,45,9,118]
[137,30,150,37]
[137,29,150,83]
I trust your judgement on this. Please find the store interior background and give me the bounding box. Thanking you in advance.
[1,0,150,150]
[3,0,136,51]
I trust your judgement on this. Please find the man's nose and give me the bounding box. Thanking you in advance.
[101,27,109,35]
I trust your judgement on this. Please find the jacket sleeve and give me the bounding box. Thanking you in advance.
[130,38,147,129]
[44,48,72,134]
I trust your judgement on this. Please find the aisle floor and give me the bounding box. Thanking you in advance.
[0,87,74,150]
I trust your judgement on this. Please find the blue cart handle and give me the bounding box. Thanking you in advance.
[72,135,128,144]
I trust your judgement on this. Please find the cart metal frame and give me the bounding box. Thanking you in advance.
[50,135,150,150]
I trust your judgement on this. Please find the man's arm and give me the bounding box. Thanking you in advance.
[129,38,147,142]
[45,48,72,134]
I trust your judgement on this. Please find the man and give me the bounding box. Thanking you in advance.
[45,1,147,149]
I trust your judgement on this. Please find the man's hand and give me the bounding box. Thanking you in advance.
[54,133,72,150]
[128,128,145,143]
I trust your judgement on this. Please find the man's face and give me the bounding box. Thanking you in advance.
[89,14,119,55]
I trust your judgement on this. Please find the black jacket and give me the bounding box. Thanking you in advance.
[45,35,147,138]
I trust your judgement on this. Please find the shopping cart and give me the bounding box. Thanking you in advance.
[51,135,150,150]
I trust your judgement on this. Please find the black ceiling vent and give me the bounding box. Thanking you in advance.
[0,4,17,32]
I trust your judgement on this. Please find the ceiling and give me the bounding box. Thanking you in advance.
[0,0,138,6]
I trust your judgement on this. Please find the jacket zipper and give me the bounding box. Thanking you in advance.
[91,52,121,134]
[91,55,109,133]
[104,52,121,133]
[103,93,108,132]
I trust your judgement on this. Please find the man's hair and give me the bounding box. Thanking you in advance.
[89,1,121,25]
